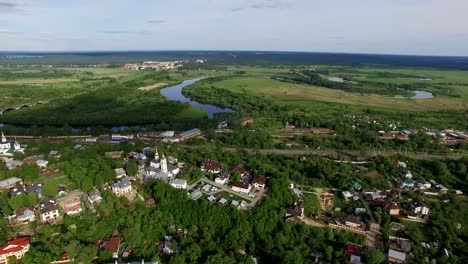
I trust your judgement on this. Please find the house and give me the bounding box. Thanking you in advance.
[215,172,230,185]
[100,236,121,259]
[388,249,407,263]
[170,179,187,189]
[0,177,22,190]
[218,198,228,205]
[114,168,126,178]
[239,117,254,127]
[10,183,42,197]
[35,159,48,168]
[57,190,84,215]
[230,164,246,176]
[385,202,401,216]
[111,179,133,197]
[370,191,387,201]
[218,121,228,129]
[342,191,354,200]
[8,207,36,226]
[49,150,61,159]
[231,182,251,194]
[252,176,267,189]
[159,236,175,255]
[201,159,221,174]
[286,201,304,220]
[5,160,23,170]
[207,195,217,203]
[0,238,30,264]
[412,202,430,217]
[88,188,103,204]
[390,238,412,253]
[344,215,363,229]
[40,197,61,224]
[177,128,202,141]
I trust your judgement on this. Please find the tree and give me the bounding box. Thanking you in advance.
[367,249,385,264]
[126,160,139,176]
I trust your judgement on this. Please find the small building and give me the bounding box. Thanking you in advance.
[201,159,221,174]
[207,195,217,203]
[177,128,202,141]
[388,249,407,263]
[231,182,251,194]
[385,202,401,216]
[99,236,121,259]
[170,179,187,189]
[344,215,363,229]
[10,183,42,197]
[5,160,23,170]
[342,191,354,200]
[252,176,267,189]
[57,190,84,215]
[215,172,230,185]
[35,159,49,168]
[218,198,228,206]
[230,164,246,176]
[40,197,61,224]
[8,207,36,226]
[286,201,304,220]
[111,179,133,197]
[114,168,126,179]
[0,238,30,264]
[49,150,61,159]
[0,177,22,190]
[88,188,103,204]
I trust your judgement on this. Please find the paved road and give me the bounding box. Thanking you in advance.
[189,177,264,206]
[181,145,465,160]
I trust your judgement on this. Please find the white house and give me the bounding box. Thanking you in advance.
[170,179,187,189]
[40,198,61,224]
[215,173,230,185]
[231,182,251,194]
[0,238,30,264]
[114,168,126,178]
[111,179,133,197]
[36,159,49,168]
[413,204,430,216]
[252,176,267,189]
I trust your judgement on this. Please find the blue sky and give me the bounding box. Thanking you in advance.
[1,0,467,55]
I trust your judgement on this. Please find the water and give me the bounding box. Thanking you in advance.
[328,77,345,83]
[160,78,233,118]
[411,90,434,99]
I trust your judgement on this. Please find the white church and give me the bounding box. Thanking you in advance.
[0,132,23,156]
[145,149,180,181]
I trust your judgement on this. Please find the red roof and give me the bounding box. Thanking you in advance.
[0,237,29,255]
[102,236,120,253]
[201,160,221,171]
[232,181,250,190]
[252,176,267,185]
[230,164,246,174]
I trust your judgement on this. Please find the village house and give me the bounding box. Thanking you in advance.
[170,179,187,189]
[35,159,48,168]
[99,236,121,259]
[214,172,230,185]
[411,202,430,217]
[201,159,222,174]
[114,168,126,179]
[0,177,22,190]
[385,202,401,216]
[112,179,133,198]
[231,181,251,194]
[5,159,23,170]
[230,164,246,176]
[40,197,61,224]
[388,249,407,263]
[88,187,103,204]
[344,215,363,229]
[57,190,84,215]
[48,150,61,159]
[252,176,267,189]
[285,200,304,220]
[10,183,42,197]
[7,207,36,226]
[0,237,30,264]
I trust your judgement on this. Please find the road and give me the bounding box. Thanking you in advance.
[181,145,465,161]
[189,177,265,206]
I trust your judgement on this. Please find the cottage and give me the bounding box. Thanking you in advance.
[230,164,246,176]
[385,202,401,216]
[412,202,430,217]
[114,168,126,178]
[342,191,354,200]
[0,238,30,264]
[10,183,42,196]
[100,236,120,259]
[57,190,84,215]
[170,179,187,189]
[8,207,36,225]
[252,176,267,189]
[5,160,23,170]
[49,150,61,159]
[215,172,230,185]
[40,197,61,224]
[388,249,407,263]
[218,198,228,206]
[201,159,221,174]
[0,177,22,190]
[111,179,133,197]
[231,182,251,194]
[285,201,304,220]
[207,195,217,203]
[35,159,48,168]
[88,188,103,204]
[344,215,363,229]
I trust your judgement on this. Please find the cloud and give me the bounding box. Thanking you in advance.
[0,1,23,13]
[148,19,167,24]
[0,29,21,34]
[231,0,289,12]
[99,29,153,35]
[231,7,244,12]
[100,30,130,34]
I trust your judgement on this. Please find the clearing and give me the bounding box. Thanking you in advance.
[137,82,168,91]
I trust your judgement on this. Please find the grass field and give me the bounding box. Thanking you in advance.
[208,76,468,111]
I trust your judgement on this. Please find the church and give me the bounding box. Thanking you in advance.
[145,149,180,181]
[0,132,23,156]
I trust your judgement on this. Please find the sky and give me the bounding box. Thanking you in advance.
[0,0,468,56]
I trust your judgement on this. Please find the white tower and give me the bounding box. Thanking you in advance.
[1,132,6,143]
[161,155,168,173]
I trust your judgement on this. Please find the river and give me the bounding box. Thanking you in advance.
[160,78,233,118]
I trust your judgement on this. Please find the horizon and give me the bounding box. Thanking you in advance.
[1,0,468,56]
